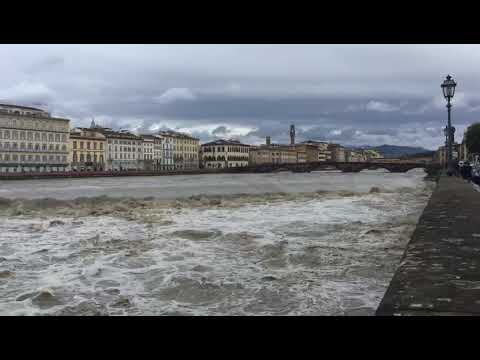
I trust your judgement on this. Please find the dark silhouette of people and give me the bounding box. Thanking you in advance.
[461,161,472,180]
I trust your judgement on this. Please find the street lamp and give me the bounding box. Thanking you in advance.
[441,74,457,175]
[443,126,448,167]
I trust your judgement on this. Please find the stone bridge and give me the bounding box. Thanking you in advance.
[236,161,437,174]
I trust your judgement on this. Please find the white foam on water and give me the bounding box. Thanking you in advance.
[0,171,433,315]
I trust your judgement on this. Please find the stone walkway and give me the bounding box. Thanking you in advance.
[376,175,480,316]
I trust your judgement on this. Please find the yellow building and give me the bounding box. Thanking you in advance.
[158,130,199,170]
[0,103,70,173]
[301,140,331,161]
[249,145,297,165]
[290,143,319,163]
[69,128,106,171]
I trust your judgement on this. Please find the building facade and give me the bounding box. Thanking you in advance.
[153,135,163,170]
[140,134,156,171]
[69,128,106,171]
[301,140,332,161]
[328,143,346,162]
[345,150,366,162]
[201,139,250,168]
[249,144,297,165]
[361,149,383,161]
[158,130,199,171]
[0,104,70,173]
[95,128,143,171]
[290,143,319,163]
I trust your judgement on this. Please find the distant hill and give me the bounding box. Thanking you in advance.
[347,144,433,158]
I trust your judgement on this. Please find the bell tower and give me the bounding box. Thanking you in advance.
[290,124,295,145]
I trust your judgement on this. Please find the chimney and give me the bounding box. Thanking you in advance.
[290,124,296,145]
[266,136,271,146]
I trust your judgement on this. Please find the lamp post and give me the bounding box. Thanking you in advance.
[443,126,448,167]
[441,75,457,175]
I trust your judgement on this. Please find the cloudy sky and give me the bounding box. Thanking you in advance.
[1,44,479,150]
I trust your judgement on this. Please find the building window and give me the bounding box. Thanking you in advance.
[87,142,91,150]
[20,132,26,140]
[48,134,53,142]
[35,133,40,141]
[28,132,33,141]
[42,144,47,151]
[35,155,40,162]
[42,133,47,141]
[20,143,26,150]
[55,134,60,142]
[62,145,66,151]
[73,141,77,149]
[49,144,53,151]
[100,143,103,150]
[4,131,10,139]
[94,142,97,150]
[73,152,77,162]
[55,144,60,151]
[80,142,84,149]
[62,134,67,142]
[80,154,84,162]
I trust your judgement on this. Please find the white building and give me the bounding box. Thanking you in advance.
[158,130,199,171]
[0,104,70,173]
[153,135,163,170]
[201,139,250,168]
[96,128,143,171]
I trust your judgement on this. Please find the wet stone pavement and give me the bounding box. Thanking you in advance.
[376,175,480,316]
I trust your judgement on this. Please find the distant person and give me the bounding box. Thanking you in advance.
[464,161,472,181]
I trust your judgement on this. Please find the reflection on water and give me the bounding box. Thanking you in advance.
[0,169,434,315]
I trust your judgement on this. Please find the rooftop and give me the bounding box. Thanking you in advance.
[93,127,142,140]
[201,139,250,147]
[158,130,199,140]
[0,103,48,112]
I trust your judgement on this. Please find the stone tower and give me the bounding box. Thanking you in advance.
[290,124,295,145]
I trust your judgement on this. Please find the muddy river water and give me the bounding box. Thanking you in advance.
[0,169,434,315]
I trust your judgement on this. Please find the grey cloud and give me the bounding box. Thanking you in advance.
[0,45,479,151]
[363,129,399,136]
[365,100,400,112]
[26,55,65,74]
[212,126,229,136]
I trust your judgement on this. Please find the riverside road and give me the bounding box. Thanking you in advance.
[377,175,480,316]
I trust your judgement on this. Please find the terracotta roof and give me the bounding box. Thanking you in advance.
[0,103,48,112]
[201,139,250,147]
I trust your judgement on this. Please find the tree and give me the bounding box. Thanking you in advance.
[465,123,480,154]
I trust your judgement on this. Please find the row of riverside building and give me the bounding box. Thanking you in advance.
[434,128,477,166]
[0,103,382,174]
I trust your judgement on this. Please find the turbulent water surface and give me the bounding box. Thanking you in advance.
[0,170,434,316]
